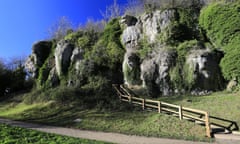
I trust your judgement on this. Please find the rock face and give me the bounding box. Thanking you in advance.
[25,8,226,96]
[70,48,84,71]
[55,40,74,76]
[47,67,59,87]
[120,9,225,96]
[142,9,177,43]
[186,49,224,92]
[141,49,177,96]
[25,41,52,78]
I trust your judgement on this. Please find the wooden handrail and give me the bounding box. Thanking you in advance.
[112,84,212,137]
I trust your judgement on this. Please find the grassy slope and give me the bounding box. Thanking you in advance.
[0,92,219,142]
[158,91,240,128]
[0,124,111,144]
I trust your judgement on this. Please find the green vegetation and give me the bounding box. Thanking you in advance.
[1,1,240,143]
[0,96,210,142]
[90,18,124,69]
[0,124,111,144]
[137,35,153,60]
[169,40,200,91]
[199,1,240,81]
[0,58,30,96]
[123,59,141,85]
[159,91,240,130]
[157,7,200,45]
[37,41,56,88]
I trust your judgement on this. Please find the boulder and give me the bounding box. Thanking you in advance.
[226,78,238,91]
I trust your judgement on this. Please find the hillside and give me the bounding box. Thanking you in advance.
[24,0,240,98]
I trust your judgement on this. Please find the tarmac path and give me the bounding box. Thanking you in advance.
[0,118,239,144]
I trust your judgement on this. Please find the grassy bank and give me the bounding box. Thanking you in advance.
[0,123,111,144]
[0,92,213,142]
[3,89,240,142]
[158,91,240,129]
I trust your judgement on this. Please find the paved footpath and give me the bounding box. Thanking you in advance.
[0,118,239,144]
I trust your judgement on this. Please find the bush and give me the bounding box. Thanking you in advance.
[90,18,125,70]
[199,2,240,48]
[137,36,153,60]
[199,1,240,80]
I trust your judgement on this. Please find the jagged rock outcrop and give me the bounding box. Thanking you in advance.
[120,9,225,96]
[55,40,74,76]
[186,49,224,93]
[70,48,84,71]
[141,49,177,96]
[47,67,59,87]
[25,7,227,96]
[141,9,177,43]
[25,41,52,78]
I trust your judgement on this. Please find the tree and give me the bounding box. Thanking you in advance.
[48,16,73,40]
[0,57,31,96]
[100,0,123,21]
[124,0,145,16]
[79,19,106,33]
[0,59,11,96]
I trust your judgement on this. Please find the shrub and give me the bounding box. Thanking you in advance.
[90,18,125,70]
[137,36,153,60]
[199,1,240,80]
[48,16,73,41]
[199,2,240,48]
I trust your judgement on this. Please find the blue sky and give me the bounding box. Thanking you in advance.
[0,0,127,60]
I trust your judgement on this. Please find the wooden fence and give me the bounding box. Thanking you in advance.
[113,84,212,137]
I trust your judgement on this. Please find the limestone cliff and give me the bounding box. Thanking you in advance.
[25,7,226,96]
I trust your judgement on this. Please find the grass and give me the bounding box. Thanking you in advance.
[0,94,212,142]
[158,91,240,129]
[2,90,239,142]
[0,123,112,144]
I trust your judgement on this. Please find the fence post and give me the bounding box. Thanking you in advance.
[158,101,161,113]
[142,99,145,110]
[205,112,211,137]
[129,95,132,103]
[179,105,183,120]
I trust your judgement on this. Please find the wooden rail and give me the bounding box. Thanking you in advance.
[112,84,212,137]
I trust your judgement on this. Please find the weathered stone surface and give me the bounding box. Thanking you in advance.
[120,15,138,27]
[47,67,59,87]
[141,9,177,42]
[121,9,179,89]
[71,48,84,71]
[55,40,74,76]
[141,49,177,96]
[123,52,141,86]
[186,49,224,91]
[121,26,141,51]
[227,78,238,91]
[25,55,37,78]
[25,41,52,78]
